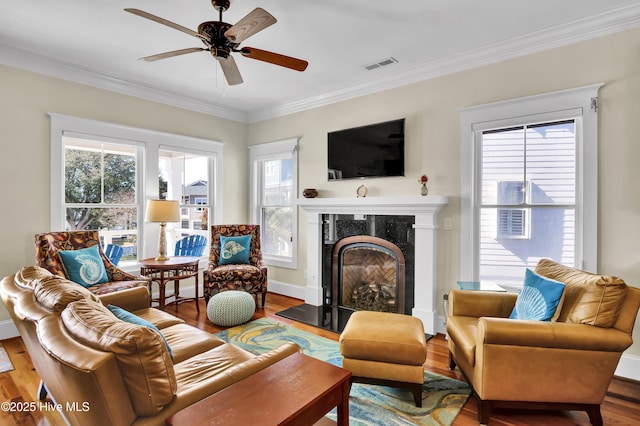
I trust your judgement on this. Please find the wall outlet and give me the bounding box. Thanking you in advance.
[444,217,453,230]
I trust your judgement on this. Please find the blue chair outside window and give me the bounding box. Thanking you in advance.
[175,235,207,257]
[104,244,124,265]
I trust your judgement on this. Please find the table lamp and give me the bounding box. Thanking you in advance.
[145,199,180,261]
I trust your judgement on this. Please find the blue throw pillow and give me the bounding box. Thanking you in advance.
[219,235,251,265]
[58,245,109,287]
[107,305,173,359]
[510,269,565,321]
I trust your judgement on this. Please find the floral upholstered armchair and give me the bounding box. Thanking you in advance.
[203,225,267,308]
[35,231,148,296]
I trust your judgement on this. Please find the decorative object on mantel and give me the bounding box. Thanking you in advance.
[419,174,429,196]
[302,188,318,198]
[356,184,368,198]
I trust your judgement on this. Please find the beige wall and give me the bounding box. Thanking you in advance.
[1,26,639,361]
[248,27,640,357]
[0,65,248,323]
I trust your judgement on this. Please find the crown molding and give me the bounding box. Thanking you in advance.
[2,4,639,125]
[247,4,640,123]
[0,44,248,123]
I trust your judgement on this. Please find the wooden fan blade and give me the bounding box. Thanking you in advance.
[217,55,243,85]
[140,47,206,62]
[241,47,308,72]
[224,8,277,43]
[124,8,207,41]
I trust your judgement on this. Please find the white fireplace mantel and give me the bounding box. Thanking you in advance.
[298,195,448,334]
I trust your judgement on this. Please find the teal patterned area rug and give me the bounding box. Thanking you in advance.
[216,318,471,426]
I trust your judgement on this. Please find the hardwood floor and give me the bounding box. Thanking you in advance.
[2,292,639,425]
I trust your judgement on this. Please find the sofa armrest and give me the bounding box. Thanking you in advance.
[98,286,150,311]
[449,289,517,318]
[478,317,633,352]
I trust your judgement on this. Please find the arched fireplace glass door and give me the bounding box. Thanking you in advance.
[332,236,405,314]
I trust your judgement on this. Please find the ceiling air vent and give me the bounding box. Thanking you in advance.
[364,57,398,71]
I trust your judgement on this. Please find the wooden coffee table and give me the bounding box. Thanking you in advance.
[165,352,351,425]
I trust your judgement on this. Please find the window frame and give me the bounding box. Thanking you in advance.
[50,113,223,268]
[248,138,298,269]
[459,84,601,282]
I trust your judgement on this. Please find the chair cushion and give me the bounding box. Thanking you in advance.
[58,245,109,287]
[61,299,176,417]
[219,235,251,265]
[208,264,264,281]
[85,280,148,295]
[509,269,565,321]
[535,259,627,327]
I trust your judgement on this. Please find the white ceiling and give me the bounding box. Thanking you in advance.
[1,0,639,122]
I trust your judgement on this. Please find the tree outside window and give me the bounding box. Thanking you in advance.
[63,138,139,261]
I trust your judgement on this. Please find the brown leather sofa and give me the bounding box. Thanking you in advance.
[446,259,640,425]
[1,265,300,426]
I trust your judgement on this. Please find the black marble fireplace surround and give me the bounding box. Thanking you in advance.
[277,214,416,333]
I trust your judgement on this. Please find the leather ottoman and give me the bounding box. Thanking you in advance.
[339,311,427,407]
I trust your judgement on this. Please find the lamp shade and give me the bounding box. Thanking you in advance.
[145,199,180,223]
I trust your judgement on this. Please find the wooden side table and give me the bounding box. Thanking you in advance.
[139,256,200,311]
[165,352,351,425]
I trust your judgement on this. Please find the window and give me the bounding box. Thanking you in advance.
[159,149,212,251]
[62,136,141,262]
[249,139,298,269]
[50,114,222,267]
[460,84,601,286]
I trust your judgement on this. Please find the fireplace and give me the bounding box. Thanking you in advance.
[297,196,448,334]
[332,236,405,314]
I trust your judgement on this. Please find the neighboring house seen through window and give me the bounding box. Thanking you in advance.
[460,85,600,287]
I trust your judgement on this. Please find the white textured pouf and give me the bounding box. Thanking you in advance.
[207,291,256,327]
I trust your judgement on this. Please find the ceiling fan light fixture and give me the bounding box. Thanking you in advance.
[212,0,230,12]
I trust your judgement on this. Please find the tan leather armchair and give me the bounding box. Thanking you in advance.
[446,259,640,425]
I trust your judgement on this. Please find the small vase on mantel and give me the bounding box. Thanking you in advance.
[418,174,429,196]
[302,188,318,198]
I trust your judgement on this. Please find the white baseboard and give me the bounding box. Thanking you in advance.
[149,279,306,303]
[266,280,307,301]
[437,315,640,382]
[0,319,19,340]
[615,353,640,381]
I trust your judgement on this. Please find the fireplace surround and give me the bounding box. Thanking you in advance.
[297,196,448,334]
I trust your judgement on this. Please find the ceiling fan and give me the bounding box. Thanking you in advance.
[124,0,308,85]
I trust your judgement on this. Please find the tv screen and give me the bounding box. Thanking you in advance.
[328,118,405,181]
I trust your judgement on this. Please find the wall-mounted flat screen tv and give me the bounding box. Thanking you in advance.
[328,118,405,181]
